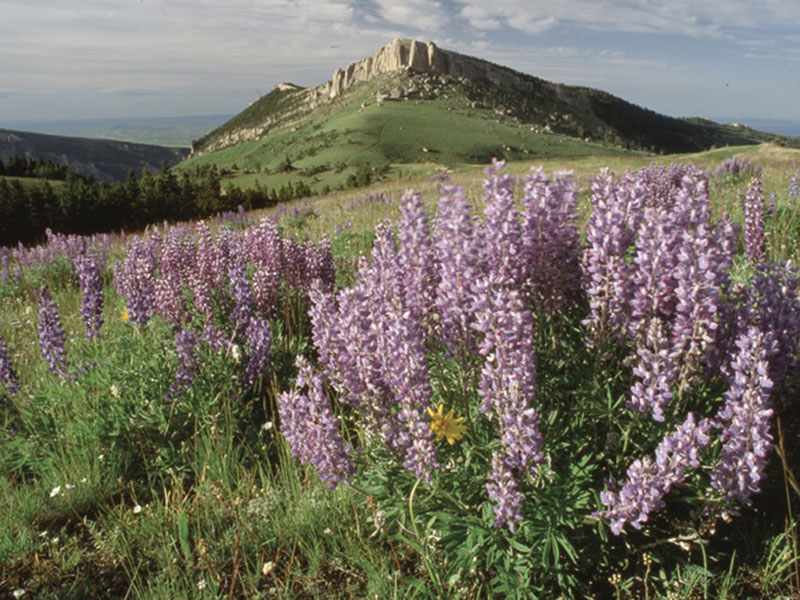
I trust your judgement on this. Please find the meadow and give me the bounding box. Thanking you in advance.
[1,145,800,599]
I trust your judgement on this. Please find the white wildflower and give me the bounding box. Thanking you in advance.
[50,486,61,497]
[132,504,142,514]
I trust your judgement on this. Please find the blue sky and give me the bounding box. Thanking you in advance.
[1,0,798,126]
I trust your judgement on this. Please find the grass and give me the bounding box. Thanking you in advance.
[2,145,800,598]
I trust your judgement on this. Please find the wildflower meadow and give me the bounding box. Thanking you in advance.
[1,153,799,598]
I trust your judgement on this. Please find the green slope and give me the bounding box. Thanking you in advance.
[178,73,637,192]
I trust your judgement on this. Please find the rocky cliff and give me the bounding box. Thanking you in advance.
[307,38,537,102]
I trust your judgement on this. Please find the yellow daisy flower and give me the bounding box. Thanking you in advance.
[120,306,131,322]
[427,404,467,445]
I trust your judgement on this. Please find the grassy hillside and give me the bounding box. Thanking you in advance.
[180,47,799,198]
[178,72,640,194]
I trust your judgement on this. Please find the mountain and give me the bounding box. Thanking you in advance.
[0,129,189,182]
[185,39,796,186]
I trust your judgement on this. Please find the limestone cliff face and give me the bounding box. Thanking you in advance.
[308,38,537,102]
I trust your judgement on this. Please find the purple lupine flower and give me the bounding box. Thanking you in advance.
[153,227,195,327]
[311,283,391,417]
[75,252,105,339]
[582,169,640,346]
[486,451,525,532]
[282,237,307,292]
[252,263,281,318]
[733,261,800,384]
[711,326,775,507]
[36,287,69,378]
[159,226,196,281]
[192,221,230,322]
[242,316,271,387]
[627,203,681,342]
[520,167,581,314]
[229,261,255,334]
[362,222,438,476]
[278,356,356,489]
[308,281,395,452]
[629,321,675,422]
[248,217,284,273]
[0,335,21,395]
[669,177,735,382]
[472,271,543,529]
[482,159,525,290]
[380,295,439,478]
[153,275,187,327]
[169,329,199,398]
[743,177,766,262]
[598,412,711,535]
[304,237,336,294]
[397,189,439,330]
[434,179,485,356]
[766,193,777,218]
[115,237,156,325]
[202,324,229,355]
[789,171,800,200]
[308,224,437,476]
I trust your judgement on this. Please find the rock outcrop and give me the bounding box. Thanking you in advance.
[307,38,538,102]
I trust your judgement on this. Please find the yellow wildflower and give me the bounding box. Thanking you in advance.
[427,404,467,445]
[120,306,130,322]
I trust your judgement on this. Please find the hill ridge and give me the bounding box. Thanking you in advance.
[188,39,797,164]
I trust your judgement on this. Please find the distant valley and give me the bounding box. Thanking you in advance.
[1,114,232,148]
[0,128,189,182]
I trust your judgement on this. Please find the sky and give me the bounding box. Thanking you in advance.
[1,0,799,128]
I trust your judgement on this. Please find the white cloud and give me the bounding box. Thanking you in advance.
[454,0,800,40]
[371,0,449,32]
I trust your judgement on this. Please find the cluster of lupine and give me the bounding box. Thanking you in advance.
[0,228,116,284]
[286,160,579,529]
[112,217,335,394]
[346,191,395,211]
[213,204,253,228]
[714,156,762,181]
[586,164,800,532]
[281,159,800,536]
